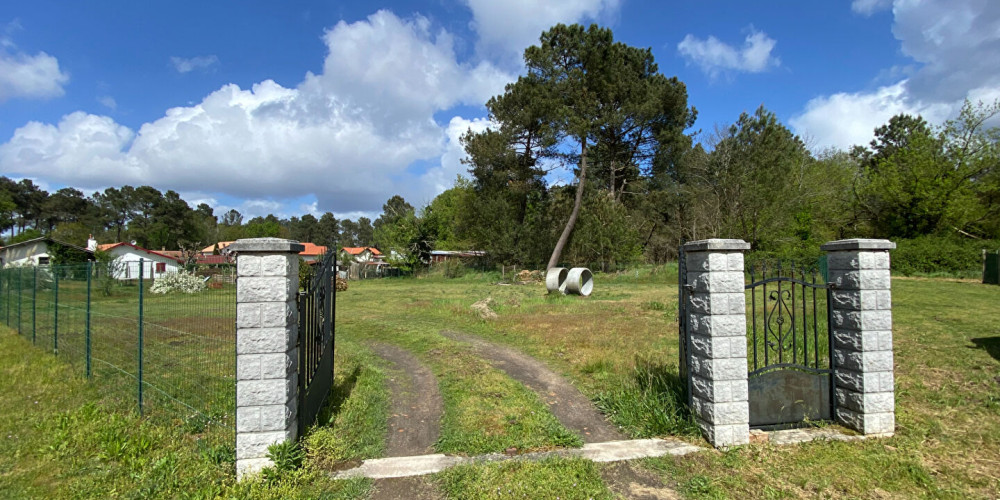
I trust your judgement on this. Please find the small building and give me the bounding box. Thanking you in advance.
[429,250,487,264]
[97,242,184,280]
[299,243,330,263]
[341,246,382,263]
[195,254,232,266]
[0,237,93,268]
[202,241,235,254]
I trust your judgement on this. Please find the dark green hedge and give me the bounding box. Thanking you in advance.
[890,236,1000,276]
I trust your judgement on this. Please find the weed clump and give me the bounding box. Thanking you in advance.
[595,357,699,438]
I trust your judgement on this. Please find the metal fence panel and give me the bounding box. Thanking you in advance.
[0,263,236,445]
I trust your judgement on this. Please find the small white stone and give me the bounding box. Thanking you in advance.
[238,255,262,277]
[236,407,262,432]
[237,327,295,355]
[237,379,295,407]
[236,303,262,328]
[236,430,295,460]
[236,354,263,380]
[861,310,891,330]
[860,270,890,290]
[261,255,293,277]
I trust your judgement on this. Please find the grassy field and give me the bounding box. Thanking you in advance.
[2,266,999,498]
[0,268,237,432]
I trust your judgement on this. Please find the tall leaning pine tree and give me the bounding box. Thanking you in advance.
[521,24,693,270]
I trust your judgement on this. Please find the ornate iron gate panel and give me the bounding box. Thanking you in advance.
[297,250,336,431]
[677,244,694,407]
[745,261,834,428]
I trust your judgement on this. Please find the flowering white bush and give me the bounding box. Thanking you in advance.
[150,270,206,294]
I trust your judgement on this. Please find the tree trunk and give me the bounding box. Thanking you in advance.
[547,140,588,270]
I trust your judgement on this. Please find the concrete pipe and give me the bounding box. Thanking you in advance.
[546,267,569,294]
[565,267,593,296]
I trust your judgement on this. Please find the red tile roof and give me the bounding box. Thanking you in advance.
[342,246,381,255]
[195,254,230,265]
[299,243,328,256]
[202,241,234,253]
[95,242,184,263]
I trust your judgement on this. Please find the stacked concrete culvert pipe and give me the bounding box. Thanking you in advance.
[564,268,593,296]
[546,267,568,294]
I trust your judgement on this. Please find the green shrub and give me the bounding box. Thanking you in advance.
[891,235,1000,277]
[149,270,206,294]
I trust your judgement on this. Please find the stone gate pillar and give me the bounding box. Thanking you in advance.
[822,239,896,436]
[231,238,304,479]
[683,239,750,447]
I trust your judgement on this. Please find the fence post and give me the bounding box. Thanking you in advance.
[821,239,896,436]
[138,258,144,416]
[54,269,59,354]
[230,238,303,479]
[17,267,22,335]
[5,269,9,326]
[682,239,751,448]
[32,266,37,344]
[86,261,92,378]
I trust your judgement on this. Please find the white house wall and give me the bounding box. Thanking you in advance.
[0,241,50,267]
[107,248,181,280]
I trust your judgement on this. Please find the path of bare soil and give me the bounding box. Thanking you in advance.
[369,343,444,500]
[441,330,623,443]
[600,461,681,500]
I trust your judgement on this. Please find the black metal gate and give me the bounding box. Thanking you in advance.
[297,250,336,431]
[745,261,834,428]
[985,250,999,285]
[678,244,693,407]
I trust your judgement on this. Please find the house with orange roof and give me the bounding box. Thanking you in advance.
[298,243,330,263]
[201,241,234,254]
[340,246,382,263]
[96,242,184,280]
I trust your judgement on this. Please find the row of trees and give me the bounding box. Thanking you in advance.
[0,181,392,257]
[4,24,998,271]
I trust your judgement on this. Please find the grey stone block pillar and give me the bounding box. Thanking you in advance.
[230,238,304,479]
[683,239,751,447]
[822,239,896,436]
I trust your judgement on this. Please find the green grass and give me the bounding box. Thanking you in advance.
[0,268,237,440]
[3,266,1000,498]
[0,329,375,499]
[436,457,614,499]
[337,267,696,443]
[340,317,583,454]
[303,340,390,468]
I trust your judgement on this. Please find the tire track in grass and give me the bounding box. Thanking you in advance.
[441,330,623,443]
[440,330,683,499]
[371,343,443,457]
[341,318,582,455]
[369,343,444,500]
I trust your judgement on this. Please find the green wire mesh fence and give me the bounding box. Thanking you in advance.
[0,261,235,446]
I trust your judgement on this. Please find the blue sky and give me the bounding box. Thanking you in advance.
[1,0,998,220]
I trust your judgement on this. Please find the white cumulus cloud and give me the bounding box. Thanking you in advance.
[0,46,69,102]
[0,10,514,214]
[170,55,219,74]
[851,0,893,16]
[677,28,780,78]
[417,116,492,201]
[792,0,1000,151]
[464,0,621,65]
[789,81,955,151]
